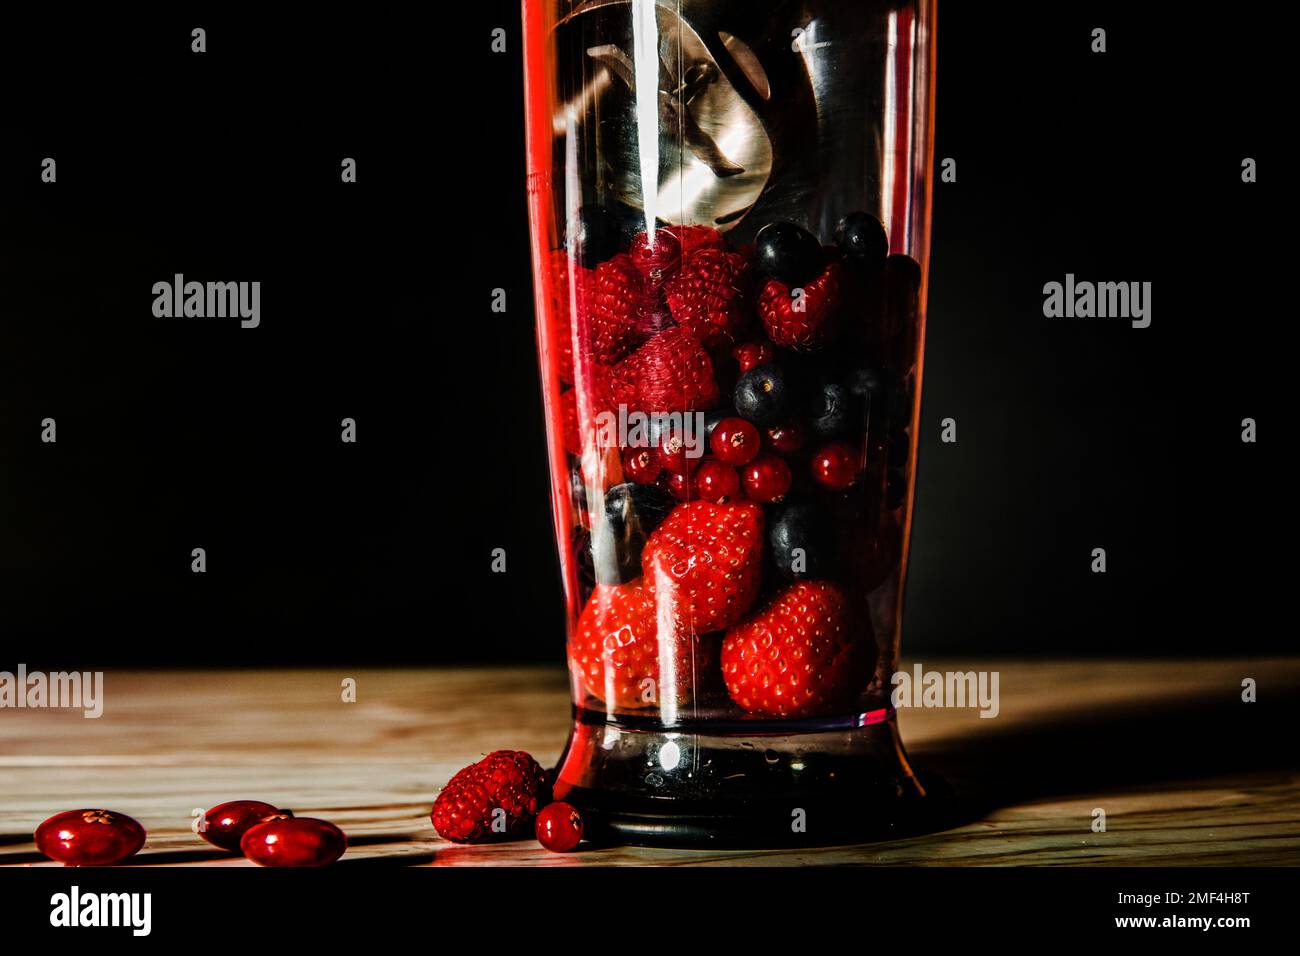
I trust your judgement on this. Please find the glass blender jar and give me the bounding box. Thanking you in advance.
[523,0,936,845]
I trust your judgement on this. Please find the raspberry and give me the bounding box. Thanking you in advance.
[431,750,551,844]
[629,228,682,291]
[672,224,727,259]
[560,388,581,456]
[548,249,589,384]
[617,327,721,415]
[581,253,646,364]
[665,248,752,346]
[758,260,844,351]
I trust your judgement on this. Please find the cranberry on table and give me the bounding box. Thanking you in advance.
[536,802,584,853]
[812,441,862,490]
[35,809,146,866]
[710,417,761,465]
[742,455,793,503]
[200,800,290,853]
[240,817,347,867]
[696,460,741,503]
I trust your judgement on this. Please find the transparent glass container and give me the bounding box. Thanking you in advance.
[524,0,937,845]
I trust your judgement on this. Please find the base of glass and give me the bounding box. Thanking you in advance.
[553,708,950,848]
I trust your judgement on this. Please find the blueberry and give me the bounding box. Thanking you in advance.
[807,380,857,438]
[587,522,637,585]
[584,483,675,585]
[734,363,791,427]
[603,482,675,541]
[569,469,588,509]
[567,204,635,268]
[845,365,894,400]
[834,212,888,268]
[769,501,833,580]
[845,366,899,421]
[571,528,599,589]
[754,222,823,287]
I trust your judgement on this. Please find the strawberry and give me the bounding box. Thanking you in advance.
[431,750,551,844]
[570,580,693,710]
[642,500,764,632]
[580,253,645,365]
[758,260,844,351]
[665,248,752,346]
[617,327,721,415]
[721,580,873,718]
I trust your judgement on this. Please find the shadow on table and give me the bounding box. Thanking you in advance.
[913,676,1299,820]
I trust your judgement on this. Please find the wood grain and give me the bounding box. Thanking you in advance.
[2,659,1297,866]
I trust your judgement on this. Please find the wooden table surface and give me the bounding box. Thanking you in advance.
[2,658,1298,866]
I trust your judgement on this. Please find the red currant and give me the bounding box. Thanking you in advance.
[536,802,584,853]
[710,417,761,465]
[812,441,862,490]
[655,430,691,473]
[764,420,805,454]
[664,468,698,501]
[742,454,793,503]
[200,801,290,853]
[695,460,741,502]
[35,809,146,867]
[240,817,347,867]
[622,447,660,485]
[731,341,775,372]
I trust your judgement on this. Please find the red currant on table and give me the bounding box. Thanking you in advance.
[240,817,347,867]
[35,809,146,866]
[696,460,741,502]
[622,447,660,485]
[812,441,862,490]
[710,417,761,465]
[200,801,291,853]
[742,454,793,503]
[536,802,585,853]
[764,420,805,454]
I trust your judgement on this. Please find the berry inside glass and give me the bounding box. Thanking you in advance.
[524,0,936,845]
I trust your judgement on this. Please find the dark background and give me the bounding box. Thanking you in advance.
[0,4,1276,667]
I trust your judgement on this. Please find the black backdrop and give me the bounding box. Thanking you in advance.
[0,4,1276,666]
